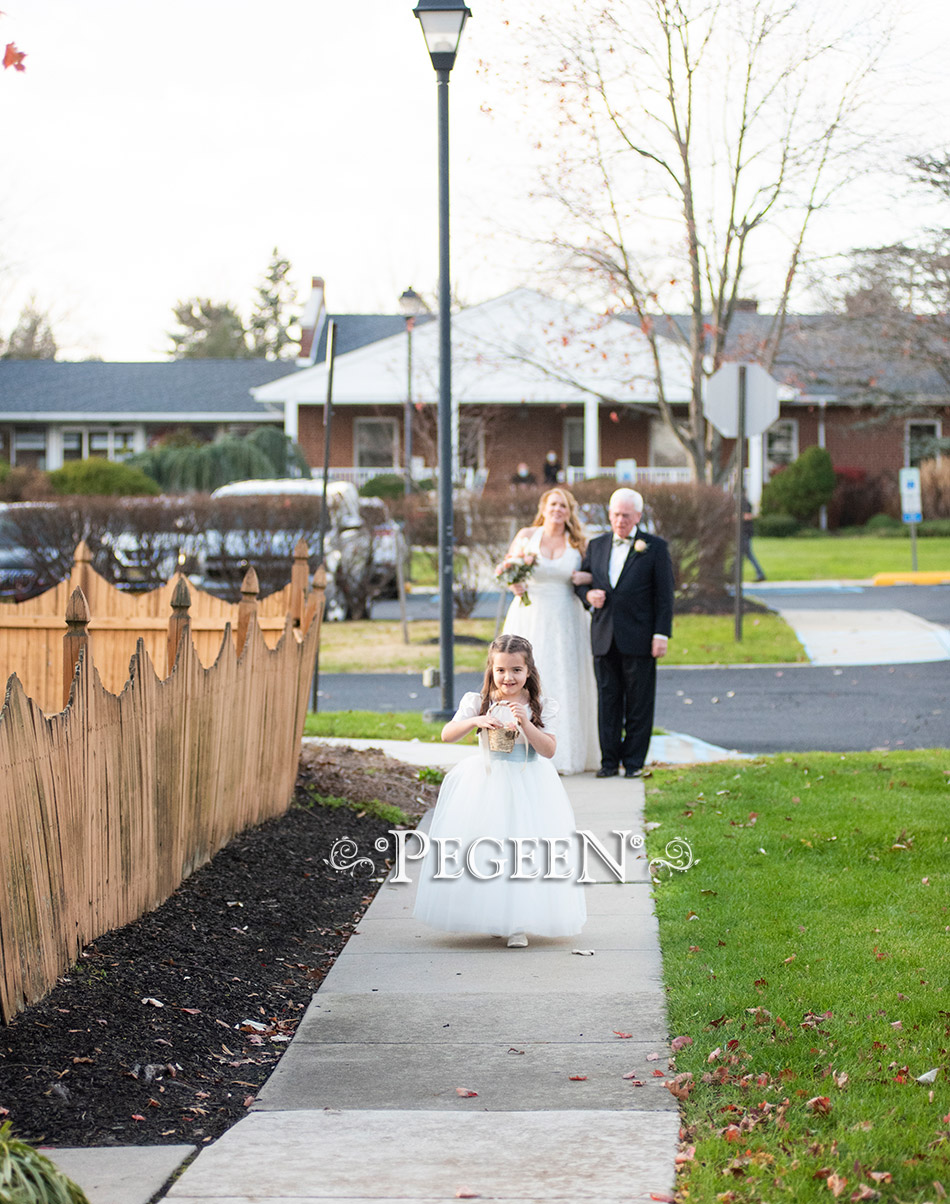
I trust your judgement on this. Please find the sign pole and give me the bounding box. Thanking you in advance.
[734,365,746,642]
[312,320,337,713]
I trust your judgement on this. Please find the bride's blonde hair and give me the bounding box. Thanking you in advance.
[531,487,586,551]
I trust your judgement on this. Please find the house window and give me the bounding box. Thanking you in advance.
[60,427,140,465]
[354,418,398,469]
[765,418,798,478]
[13,427,47,470]
[62,431,84,462]
[564,418,584,468]
[112,430,136,461]
[906,420,941,467]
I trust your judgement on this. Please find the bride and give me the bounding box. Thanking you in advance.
[501,487,599,775]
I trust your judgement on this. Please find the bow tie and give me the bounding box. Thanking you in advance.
[612,536,632,547]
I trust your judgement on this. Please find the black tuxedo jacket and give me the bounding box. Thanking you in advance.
[576,530,675,657]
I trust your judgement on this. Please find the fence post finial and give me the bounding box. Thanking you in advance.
[63,587,91,709]
[236,567,260,655]
[290,540,309,628]
[167,575,192,674]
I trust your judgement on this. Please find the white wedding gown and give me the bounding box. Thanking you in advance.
[502,530,600,775]
[412,693,587,938]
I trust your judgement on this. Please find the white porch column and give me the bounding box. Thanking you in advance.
[583,396,600,478]
[284,399,299,443]
[46,426,64,471]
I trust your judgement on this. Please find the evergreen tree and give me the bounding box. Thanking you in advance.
[3,300,57,359]
[168,298,249,359]
[247,249,297,360]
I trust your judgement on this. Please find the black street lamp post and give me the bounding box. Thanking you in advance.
[398,286,427,498]
[412,0,471,721]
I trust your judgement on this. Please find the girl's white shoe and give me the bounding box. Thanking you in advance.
[507,932,528,948]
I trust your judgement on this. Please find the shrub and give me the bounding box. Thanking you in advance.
[0,466,55,502]
[865,512,902,531]
[642,482,735,604]
[827,467,898,529]
[921,457,950,519]
[48,458,160,497]
[360,473,408,500]
[760,446,836,522]
[754,512,800,538]
[129,428,309,493]
[919,518,950,536]
[0,1121,90,1202]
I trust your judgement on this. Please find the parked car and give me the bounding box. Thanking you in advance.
[204,478,375,619]
[358,497,409,599]
[0,510,59,601]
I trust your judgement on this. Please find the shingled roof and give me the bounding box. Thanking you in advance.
[0,359,299,421]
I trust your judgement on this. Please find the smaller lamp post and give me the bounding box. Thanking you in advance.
[399,286,427,497]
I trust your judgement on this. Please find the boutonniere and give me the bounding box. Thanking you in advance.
[633,539,648,554]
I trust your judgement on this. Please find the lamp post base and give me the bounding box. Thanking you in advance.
[422,707,454,724]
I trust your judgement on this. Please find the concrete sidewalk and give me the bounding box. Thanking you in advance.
[162,771,680,1203]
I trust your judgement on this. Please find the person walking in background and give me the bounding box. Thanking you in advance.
[500,488,599,775]
[742,495,767,582]
[543,451,562,486]
[576,488,675,779]
[412,634,587,948]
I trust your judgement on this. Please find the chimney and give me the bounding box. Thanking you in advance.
[735,298,759,313]
[297,277,327,366]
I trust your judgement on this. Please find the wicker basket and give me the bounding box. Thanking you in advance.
[488,727,518,753]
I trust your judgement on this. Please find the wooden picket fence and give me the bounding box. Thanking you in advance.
[0,545,324,1021]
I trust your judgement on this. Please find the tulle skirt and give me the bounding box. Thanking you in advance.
[412,747,587,937]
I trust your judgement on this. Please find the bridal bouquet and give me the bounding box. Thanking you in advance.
[495,546,537,606]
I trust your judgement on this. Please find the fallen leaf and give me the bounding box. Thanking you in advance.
[826,1171,848,1197]
[849,1187,879,1201]
[916,1068,939,1084]
[181,1007,201,1015]
[72,1056,94,1065]
[131,1114,146,1122]
[806,1095,833,1114]
[613,1030,633,1039]
[646,1052,661,1061]
[649,1194,676,1203]
[868,1172,892,1184]
[722,1124,742,1142]
[455,1190,480,1199]
[652,1069,666,1077]
[141,997,165,1007]
[568,1075,588,1081]
[671,1035,693,1052]
[456,1087,478,1098]
[675,1145,695,1163]
[571,948,596,956]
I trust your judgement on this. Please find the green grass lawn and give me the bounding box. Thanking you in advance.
[747,535,950,581]
[645,749,950,1202]
[304,709,451,742]
[316,613,804,673]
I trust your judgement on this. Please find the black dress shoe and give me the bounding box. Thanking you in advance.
[625,767,644,779]
[595,767,619,778]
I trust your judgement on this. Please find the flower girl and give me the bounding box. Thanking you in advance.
[412,634,586,947]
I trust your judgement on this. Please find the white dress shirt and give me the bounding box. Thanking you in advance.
[608,537,632,588]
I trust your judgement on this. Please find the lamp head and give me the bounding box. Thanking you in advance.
[413,0,472,72]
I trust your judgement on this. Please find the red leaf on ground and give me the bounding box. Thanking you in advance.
[455,1190,480,1199]
[613,1030,633,1038]
[826,1172,848,1197]
[649,1195,676,1203]
[671,1035,693,1052]
[806,1095,833,1114]
[722,1124,742,1142]
[131,1114,145,1122]
[568,1075,588,1081]
[455,1087,478,1097]
[652,1069,666,1077]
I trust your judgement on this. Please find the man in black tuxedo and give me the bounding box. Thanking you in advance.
[576,488,674,779]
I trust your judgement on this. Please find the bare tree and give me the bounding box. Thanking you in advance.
[492,0,888,482]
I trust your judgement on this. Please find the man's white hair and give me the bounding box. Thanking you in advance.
[609,487,643,512]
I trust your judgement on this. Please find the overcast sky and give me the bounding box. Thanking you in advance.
[2,0,950,361]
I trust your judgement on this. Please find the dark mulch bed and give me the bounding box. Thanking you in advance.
[0,748,437,1149]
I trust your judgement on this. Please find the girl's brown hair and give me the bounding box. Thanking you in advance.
[478,633,544,728]
[530,487,587,551]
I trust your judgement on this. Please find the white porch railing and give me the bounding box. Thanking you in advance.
[565,465,693,486]
[326,465,694,489]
